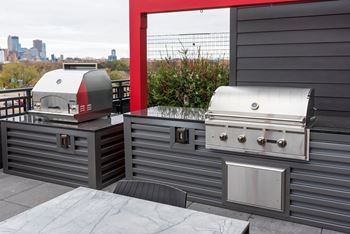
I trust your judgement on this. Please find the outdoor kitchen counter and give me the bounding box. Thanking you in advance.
[1,114,125,189]
[124,106,206,122]
[124,106,350,233]
[1,114,124,132]
[125,106,350,134]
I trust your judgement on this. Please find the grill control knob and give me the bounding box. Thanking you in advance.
[237,135,246,143]
[219,133,228,141]
[277,139,287,148]
[257,137,266,146]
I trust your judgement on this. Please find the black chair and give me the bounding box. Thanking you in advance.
[113,180,187,208]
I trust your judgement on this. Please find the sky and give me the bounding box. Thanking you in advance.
[0,0,229,58]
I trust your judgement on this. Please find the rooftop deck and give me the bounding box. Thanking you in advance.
[0,169,344,234]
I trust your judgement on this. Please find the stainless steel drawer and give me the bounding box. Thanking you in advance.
[226,162,286,211]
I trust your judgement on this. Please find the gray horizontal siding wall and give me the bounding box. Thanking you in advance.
[230,1,350,122]
[124,116,350,233]
[289,131,350,232]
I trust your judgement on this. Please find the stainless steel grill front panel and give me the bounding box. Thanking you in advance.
[205,86,314,160]
[226,162,286,211]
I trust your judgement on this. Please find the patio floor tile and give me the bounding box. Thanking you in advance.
[322,229,347,234]
[0,201,29,222]
[248,215,322,234]
[4,182,73,208]
[188,202,251,221]
[0,175,44,200]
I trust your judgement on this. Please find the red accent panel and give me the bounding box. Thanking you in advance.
[130,0,315,111]
[77,81,88,113]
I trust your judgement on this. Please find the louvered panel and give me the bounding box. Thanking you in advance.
[4,125,90,187]
[99,126,125,186]
[129,122,223,205]
[289,131,350,232]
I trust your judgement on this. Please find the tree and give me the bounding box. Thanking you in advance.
[0,63,40,88]
[109,70,129,80]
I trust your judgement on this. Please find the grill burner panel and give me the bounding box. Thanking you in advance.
[205,86,314,160]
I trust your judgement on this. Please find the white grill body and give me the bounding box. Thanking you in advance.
[29,64,112,123]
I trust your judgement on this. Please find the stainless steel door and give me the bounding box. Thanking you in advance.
[226,162,285,211]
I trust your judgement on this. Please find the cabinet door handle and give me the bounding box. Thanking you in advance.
[60,134,71,149]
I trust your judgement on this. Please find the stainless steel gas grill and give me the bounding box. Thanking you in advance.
[205,86,315,160]
[29,63,112,123]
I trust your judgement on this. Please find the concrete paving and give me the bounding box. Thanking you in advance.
[0,170,346,234]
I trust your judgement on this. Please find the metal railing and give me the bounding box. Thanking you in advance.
[0,79,131,119]
[0,87,32,118]
[112,79,130,114]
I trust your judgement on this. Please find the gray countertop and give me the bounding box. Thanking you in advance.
[0,114,123,132]
[0,187,249,234]
[124,106,206,122]
[125,106,350,134]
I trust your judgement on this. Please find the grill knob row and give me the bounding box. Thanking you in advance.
[219,134,287,148]
[257,137,266,146]
[277,139,287,148]
[219,133,228,141]
[237,135,246,143]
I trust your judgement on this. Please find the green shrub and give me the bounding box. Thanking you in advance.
[148,52,229,109]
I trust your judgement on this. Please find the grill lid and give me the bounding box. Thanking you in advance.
[207,86,314,125]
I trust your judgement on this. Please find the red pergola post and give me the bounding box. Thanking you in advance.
[129,0,311,111]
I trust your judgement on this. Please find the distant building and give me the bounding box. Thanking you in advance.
[3,49,9,60]
[7,51,17,63]
[7,35,21,55]
[51,54,56,62]
[108,49,117,61]
[21,49,32,61]
[59,55,64,61]
[33,40,42,53]
[33,40,46,60]
[0,50,5,64]
[18,47,27,59]
[41,43,47,60]
[30,47,40,60]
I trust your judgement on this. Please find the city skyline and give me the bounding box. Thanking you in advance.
[3,35,47,62]
[0,0,229,58]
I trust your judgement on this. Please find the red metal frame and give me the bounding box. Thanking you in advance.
[129,0,311,111]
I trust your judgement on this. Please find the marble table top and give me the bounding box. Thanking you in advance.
[0,187,249,234]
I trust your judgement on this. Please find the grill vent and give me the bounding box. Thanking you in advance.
[100,126,125,186]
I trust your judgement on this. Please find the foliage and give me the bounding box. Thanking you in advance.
[0,63,40,88]
[0,60,130,89]
[101,59,130,72]
[148,53,229,108]
[109,70,129,80]
[31,61,62,77]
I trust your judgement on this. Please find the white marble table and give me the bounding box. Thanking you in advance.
[0,187,249,234]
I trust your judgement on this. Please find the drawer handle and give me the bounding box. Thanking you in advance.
[60,134,71,149]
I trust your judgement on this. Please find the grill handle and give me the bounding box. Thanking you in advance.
[205,112,306,124]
